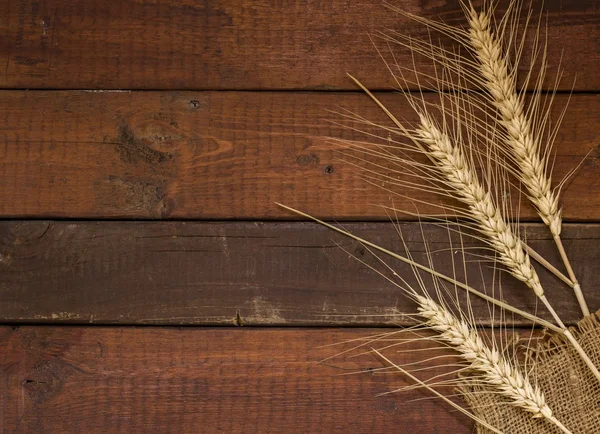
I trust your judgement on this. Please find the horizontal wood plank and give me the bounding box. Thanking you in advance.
[0,326,496,433]
[1,91,599,219]
[0,0,598,90]
[1,221,597,326]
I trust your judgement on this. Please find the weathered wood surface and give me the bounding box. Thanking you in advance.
[0,326,489,433]
[1,91,598,219]
[1,221,597,326]
[0,0,598,90]
[1,1,599,432]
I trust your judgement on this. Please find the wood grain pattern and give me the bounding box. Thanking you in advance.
[1,221,597,326]
[0,326,484,433]
[1,1,598,432]
[0,0,598,90]
[1,91,598,219]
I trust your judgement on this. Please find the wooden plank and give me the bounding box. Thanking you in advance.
[1,221,597,326]
[0,326,482,433]
[1,91,598,220]
[0,0,598,90]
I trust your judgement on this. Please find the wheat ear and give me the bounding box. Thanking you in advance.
[415,113,544,295]
[414,295,571,433]
[465,5,589,316]
[349,76,545,304]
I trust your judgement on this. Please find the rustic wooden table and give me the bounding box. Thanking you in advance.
[1,1,598,432]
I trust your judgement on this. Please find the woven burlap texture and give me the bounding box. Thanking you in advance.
[462,311,600,433]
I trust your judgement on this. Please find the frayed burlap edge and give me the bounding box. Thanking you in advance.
[460,310,600,433]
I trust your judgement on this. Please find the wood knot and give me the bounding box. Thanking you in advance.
[99,176,171,217]
[114,122,173,166]
[295,153,320,166]
[22,359,65,404]
[0,221,51,247]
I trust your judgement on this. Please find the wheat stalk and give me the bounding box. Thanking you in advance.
[465,4,589,316]
[278,203,600,430]
[347,74,600,385]
[465,6,557,234]
[414,295,571,433]
[277,203,563,332]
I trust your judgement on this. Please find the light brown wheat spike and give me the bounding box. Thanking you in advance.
[466,6,560,237]
[464,3,589,316]
[414,295,572,433]
[415,113,544,297]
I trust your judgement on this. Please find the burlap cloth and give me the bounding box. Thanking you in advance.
[461,311,600,433]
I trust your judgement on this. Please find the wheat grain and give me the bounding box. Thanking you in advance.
[415,295,572,433]
[465,5,590,316]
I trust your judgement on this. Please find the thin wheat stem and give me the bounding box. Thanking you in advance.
[563,328,600,380]
[538,294,600,382]
[372,348,505,434]
[553,235,590,316]
[549,416,573,434]
[465,5,590,316]
[523,243,573,287]
[276,203,563,333]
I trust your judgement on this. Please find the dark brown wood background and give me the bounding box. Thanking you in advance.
[1,0,598,432]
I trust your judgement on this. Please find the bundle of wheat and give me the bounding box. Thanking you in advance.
[280,1,598,432]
